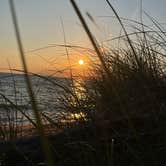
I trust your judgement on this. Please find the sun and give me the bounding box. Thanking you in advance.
[78,59,84,65]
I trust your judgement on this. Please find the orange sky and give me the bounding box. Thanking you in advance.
[1,0,165,76]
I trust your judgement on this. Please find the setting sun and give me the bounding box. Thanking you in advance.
[78,59,84,65]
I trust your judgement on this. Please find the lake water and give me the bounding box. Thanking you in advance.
[0,73,69,123]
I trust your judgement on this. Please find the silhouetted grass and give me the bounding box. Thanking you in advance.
[55,1,166,165]
[0,0,165,166]
[8,0,54,165]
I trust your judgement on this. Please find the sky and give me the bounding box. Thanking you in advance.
[0,0,166,75]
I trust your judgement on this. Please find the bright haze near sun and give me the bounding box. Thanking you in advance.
[0,0,165,74]
[78,59,84,65]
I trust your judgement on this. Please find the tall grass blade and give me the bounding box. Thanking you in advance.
[105,0,140,66]
[60,18,74,81]
[70,0,110,77]
[8,0,54,165]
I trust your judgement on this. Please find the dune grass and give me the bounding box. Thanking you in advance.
[8,0,54,165]
[0,0,165,165]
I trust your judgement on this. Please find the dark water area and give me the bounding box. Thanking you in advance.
[0,73,68,123]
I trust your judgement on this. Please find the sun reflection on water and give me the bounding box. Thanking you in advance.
[61,78,87,123]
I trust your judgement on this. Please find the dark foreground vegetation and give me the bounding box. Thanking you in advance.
[0,0,166,165]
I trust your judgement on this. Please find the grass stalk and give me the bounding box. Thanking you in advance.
[105,0,140,67]
[70,0,110,77]
[8,0,54,165]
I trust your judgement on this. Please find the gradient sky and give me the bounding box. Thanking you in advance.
[0,0,166,75]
